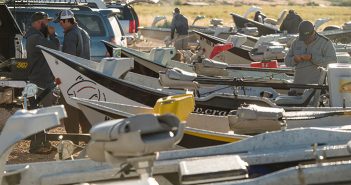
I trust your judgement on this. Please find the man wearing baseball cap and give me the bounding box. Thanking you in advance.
[24,12,60,154]
[55,9,90,59]
[55,10,92,143]
[285,20,337,95]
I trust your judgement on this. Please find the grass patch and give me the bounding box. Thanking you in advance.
[134,5,351,31]
[328,0,351,6]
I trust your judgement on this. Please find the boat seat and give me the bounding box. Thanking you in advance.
[202,58,228,69]
[194,62,228,77]
[228,104,285,134]
[275,68,327,107]
[97,57,134,79]
[275,88,315,106]
[164,68,197,81]
[236,104,284,120]
[210,18,224,27]
[159,69,199,90]
[342,22,351,30]
[149,47,176,66]
[227,35,247,48]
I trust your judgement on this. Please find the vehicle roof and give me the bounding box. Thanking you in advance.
[8,5,120,15]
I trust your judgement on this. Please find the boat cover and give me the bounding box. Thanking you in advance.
[236,104,284,120]
[165,68,197,81]
[194,62,228,77]
[202,58,228,69]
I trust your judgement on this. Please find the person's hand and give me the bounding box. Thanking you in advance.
[300,54,312,61]
[48,26,55,36]
[294,55,303,63]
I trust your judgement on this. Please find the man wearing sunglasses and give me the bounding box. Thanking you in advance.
[285,20,337,95]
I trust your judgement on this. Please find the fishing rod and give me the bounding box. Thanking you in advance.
[224,65,294,75]
[193,77,328,90]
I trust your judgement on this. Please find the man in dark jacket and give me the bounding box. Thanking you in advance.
[280,10,303,34]
[56,10,90,59]
[24,12,60,154]
[55,10,91,141]
[170,8,189,50]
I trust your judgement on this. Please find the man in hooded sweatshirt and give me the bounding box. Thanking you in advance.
[280,10,303,34]
[24,12,60,154]
[55,10,91,143]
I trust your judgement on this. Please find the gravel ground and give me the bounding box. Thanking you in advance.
[1,108,84,164]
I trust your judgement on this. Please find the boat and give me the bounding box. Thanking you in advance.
[70,96,249,148]
[2,106,351,184]
[102,40,294,83]
[194,30,285,64]
[71,96,351,136]
[231,13,351,43]
[229,104,351,135]
[39,46,336,115]
[39,45,278,117]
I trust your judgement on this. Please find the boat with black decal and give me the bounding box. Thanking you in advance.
[39,45,280,117]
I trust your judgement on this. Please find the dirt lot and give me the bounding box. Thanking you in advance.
[1,107,84,164]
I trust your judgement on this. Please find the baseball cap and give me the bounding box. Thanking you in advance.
[31,12,53,23]
[54,10,74,23]
[298,20,315,41]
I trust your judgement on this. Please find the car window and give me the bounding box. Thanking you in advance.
[116,6,134,21]
[75,14,106,36]
[11,11,32,32]
[108,15,123,37]
[115,8,125,20]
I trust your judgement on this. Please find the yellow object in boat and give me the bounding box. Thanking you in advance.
[153,94,195,122]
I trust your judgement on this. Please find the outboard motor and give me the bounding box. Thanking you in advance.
[87,114,184,184]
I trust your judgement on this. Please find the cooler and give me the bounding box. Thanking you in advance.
[250,60,278,68]
[327,63,351,107]
[153,94,195,121]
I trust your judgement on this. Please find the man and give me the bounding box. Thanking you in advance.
[280,10,303,34]
[254,11,266,23]
[55,10,91,142]
[170,8,189,50]
[24,12,60,154]
[285,20,337,95]
[55,10,90,59]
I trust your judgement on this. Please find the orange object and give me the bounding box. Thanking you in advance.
[250,60,279,68]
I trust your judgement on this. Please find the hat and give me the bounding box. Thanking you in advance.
[174,8,180,14]
[54,10,74,23]
[31,12,53,23]
[298,21,315,41]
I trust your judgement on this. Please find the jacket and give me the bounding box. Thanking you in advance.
[170,13,189,39]
[62,23,84,58]
[79,27,91,60]
[280,13,303,34]
[24,27,60,89]
[285,34,337,92]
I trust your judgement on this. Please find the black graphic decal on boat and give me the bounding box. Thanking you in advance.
[67,75,106,101]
